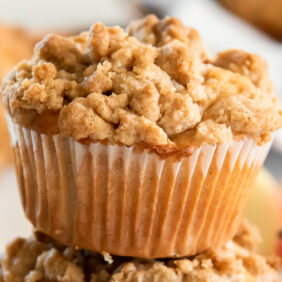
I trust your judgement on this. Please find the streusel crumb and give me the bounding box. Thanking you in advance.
[2,15,281,148]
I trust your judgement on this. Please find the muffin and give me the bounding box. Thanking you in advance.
[0,221,280,282]
[1,15,281,258]
[0,24,39,169]
[219,0,282,41]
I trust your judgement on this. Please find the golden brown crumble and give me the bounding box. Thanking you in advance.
[2,15,281,148]
[0,223,280,282]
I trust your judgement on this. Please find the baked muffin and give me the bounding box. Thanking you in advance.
[1,15,281,258]
[0,221,280,282]
[0,25,38,169]
[219,0,282,41]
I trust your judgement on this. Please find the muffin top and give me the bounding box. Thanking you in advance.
[0,222,280,282]
[2,15,281,151]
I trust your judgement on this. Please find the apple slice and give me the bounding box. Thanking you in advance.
[244,168,282,257]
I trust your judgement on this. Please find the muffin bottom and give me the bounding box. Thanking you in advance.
[9,121,272,258]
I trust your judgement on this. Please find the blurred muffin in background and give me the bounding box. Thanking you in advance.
[219,0,282,41]
[0,25,37,79]
[0,25,38,169]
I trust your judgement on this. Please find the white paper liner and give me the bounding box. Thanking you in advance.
[8,120,272,258]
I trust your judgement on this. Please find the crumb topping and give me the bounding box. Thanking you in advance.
[0,223,280,282]
[2,15,281,148]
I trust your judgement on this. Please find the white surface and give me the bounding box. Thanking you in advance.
[0,0,139,30]
[0,167,31,253]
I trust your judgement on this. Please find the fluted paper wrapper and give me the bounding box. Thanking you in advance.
[8,120,272,258]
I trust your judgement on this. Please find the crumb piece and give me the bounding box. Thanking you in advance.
[115,111,169,146]
[59,98,114,141]
[101,251,113,264]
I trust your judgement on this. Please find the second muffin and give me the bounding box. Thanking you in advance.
[1,15,281,258]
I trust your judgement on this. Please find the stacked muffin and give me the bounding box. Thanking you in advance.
[0,15,281,281]
[0,222,280,281]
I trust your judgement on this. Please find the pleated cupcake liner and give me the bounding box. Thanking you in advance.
[8,117,272,258]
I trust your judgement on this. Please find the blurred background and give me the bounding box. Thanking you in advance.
[0,0,281,261]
